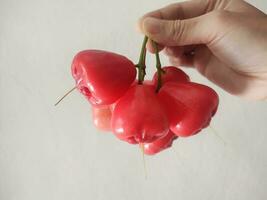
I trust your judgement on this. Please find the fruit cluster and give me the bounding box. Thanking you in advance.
[70,37,219,155]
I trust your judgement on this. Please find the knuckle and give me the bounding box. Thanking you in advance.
[168,20,185,42]
[211,10,228,22]
[206,0,230,11]
[207,10,232,33]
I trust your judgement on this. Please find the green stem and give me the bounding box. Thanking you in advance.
[151,40,163,92]
[136,36,148,84]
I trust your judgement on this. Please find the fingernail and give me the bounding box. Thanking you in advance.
[143,17,161,35]
[136,17,144,33]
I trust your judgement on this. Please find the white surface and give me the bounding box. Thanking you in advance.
[0,0,267,200]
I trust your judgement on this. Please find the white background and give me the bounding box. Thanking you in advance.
[0,0,267,200]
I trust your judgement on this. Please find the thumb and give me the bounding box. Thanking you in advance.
[140,14,221,46]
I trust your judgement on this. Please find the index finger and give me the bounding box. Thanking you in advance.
[139,0,209,27]
[138,0,210,53]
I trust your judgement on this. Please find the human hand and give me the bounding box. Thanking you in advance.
[138,0,267,100]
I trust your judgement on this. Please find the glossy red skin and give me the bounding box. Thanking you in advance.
[144,130,178,155]
[111,84,169,144]
[158,82,219,137]
[92,106,112,131]
[152,66,190,85]
[71,50,136,106]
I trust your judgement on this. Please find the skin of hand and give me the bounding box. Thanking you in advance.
[138,0,267,100]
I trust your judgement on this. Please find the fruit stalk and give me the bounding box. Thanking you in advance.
[151,40,163,92]
[136,36,148,84]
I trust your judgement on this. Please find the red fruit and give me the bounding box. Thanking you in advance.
[92,106,112,131]
[158,82,219,137]
[144,130,178,155]
[71,50,136,106]
[111,84,169,144]
[152,66,189,85]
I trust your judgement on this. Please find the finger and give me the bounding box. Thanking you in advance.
[183,45,197,55]
[138,0,209,32]
[164,46,184,57]
[141,11,223,46]
[168,53,194,67]
[146,40,164,53]
[164,45,197,57]
[192,45,213,74]
[165,45,199,67]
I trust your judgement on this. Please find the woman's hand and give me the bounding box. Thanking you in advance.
[138,0,267,100]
